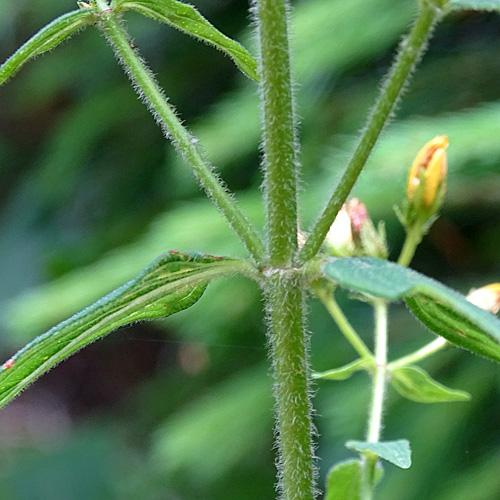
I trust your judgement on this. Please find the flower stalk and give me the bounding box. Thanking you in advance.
[362,299,389,500]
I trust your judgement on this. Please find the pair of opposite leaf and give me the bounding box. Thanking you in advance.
[0,0,259,87]
[1,2,500,413]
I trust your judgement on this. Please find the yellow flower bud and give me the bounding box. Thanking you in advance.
[407,135,448,208]
[467,283,500,314]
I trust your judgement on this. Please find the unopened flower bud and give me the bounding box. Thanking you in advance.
[325,205,355,256]
[325,199,387,258]
[346,198,369,235]
[407,135,448,209]
[467,284,500,314]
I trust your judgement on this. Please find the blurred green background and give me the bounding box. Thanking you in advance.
[1,0,500,498]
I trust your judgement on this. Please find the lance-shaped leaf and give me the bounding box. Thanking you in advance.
[0,251,250,409]
[0,9,97,86]
[313,358,370,381]
[390,365,471,403]
[346,439,412,469]
[112,0,259,81]
[448,0,500,10]
[323,257,500,363]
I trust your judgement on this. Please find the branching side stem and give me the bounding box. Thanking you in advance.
[388,337,447,370]
[94,0,265,262]
[298,3,441,264]
[315,286,373,361]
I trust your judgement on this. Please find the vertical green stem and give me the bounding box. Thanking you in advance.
[298,2,441,265]
[367,299,388,443]
[94,0,265,262]
[362,299,389,500]
[255,0,299,265]
[267,273,315,500]
[254,0,314,498]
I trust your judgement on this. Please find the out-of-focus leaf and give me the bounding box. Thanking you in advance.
[1,194,264,340]
[313,358,370,381]
[346,439,412,469]
[325,460,362,500]
[153,365,273,482]
[0,9,97,85]
[323,257,500,363]
[113,0,259,80]
[0,252,250,408]
[390,365,471,403]
[325,460,383,500]
[448,0,500,10]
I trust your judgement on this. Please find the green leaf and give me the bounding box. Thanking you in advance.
[325,460,362,500]
[313,358,370,381]
[113,0,259,81]
[325,460,383,500]
[448,0,500,10]
[323,257,500,363]
[346,439,412,469]
[0,251,248,409]
[390,365,471,403]
[0,10,97,86]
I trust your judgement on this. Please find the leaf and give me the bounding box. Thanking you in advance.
[0,9,97,86]
[325,460,383,500]
[113,0,259,81]
[346,439,412,469]
[313,358,370,381]
[448,0,500,10]
[323,257,500,363]
[390,365,471,403]
[0,251,248,409]
[325,460,362,500]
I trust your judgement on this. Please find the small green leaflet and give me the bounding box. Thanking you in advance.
[390,365,471,403]
[313,358,370,381]
[325,460,383,500]
[346,439,412,469]
[323,257,500,363]
[112,0,259,81]
[325,460,361,500]
[0,251,246,409]
[448,0,500,10]
[0,9,97,86]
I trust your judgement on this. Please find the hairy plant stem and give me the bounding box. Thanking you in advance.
[362,299,389,500]
[254,0,314,498]
[94,0,265,262]
[266,272,315,500]
[255,0,299,266]
[298,2,441,265]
